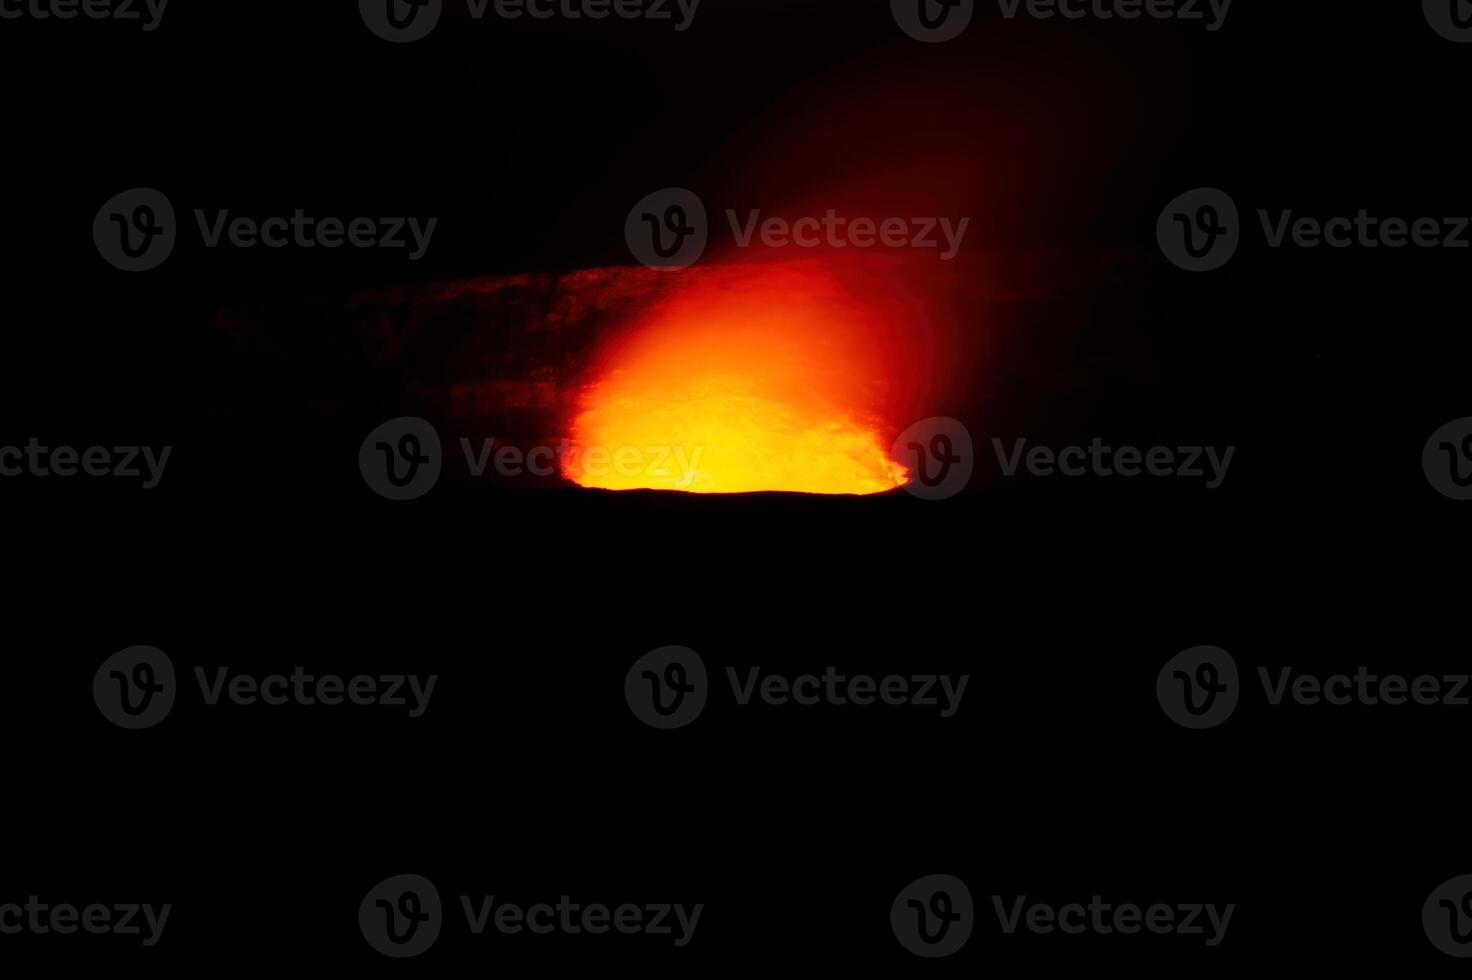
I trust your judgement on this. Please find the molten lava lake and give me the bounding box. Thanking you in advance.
[213,253,979,499]
[558,259,955,496]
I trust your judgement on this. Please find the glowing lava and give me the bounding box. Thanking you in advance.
[562,263,910,494]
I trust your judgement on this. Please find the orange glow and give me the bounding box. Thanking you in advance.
[562,262,911,494]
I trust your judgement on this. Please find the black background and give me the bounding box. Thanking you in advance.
[2,0,1469,972]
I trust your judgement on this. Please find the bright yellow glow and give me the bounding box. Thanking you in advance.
[562,265,908,494]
